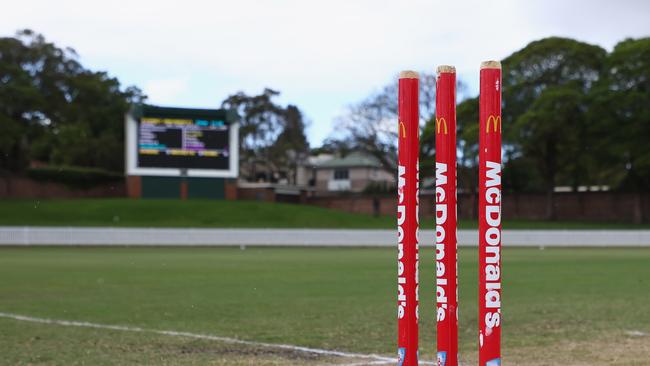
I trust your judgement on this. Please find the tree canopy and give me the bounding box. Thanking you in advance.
[0,30,145,172]
[328,36,650,216]
[2,30,648,205]
[327,72,463,177]
[221,89,309,183]
[0,30,310,183]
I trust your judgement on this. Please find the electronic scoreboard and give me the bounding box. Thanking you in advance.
[126,105,238,178]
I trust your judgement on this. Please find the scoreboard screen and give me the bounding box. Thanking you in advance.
[137,117,230,170]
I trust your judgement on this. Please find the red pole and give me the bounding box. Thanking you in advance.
[435,65,457,366]
[397,70,420,366]
[478,61,502,366]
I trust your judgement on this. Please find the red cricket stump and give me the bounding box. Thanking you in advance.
[397,70,420,366]
[478,61,502,366]
[435,65,458,366]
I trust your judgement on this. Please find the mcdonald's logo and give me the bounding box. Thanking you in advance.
[486,115,501,133]
[436,118,448,134]
[399,121,406,138]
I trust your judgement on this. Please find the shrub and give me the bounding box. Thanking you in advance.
[27,166,123,189]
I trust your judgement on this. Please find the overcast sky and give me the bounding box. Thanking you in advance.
[2,0,649,145]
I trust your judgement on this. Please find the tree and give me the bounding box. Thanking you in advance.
[502,37,606,126]
[221,89,309,182]
[515,86,586,219]
[317,137,355,156]
[502,37,607,219]
[588,37,650,222]
[328,72,459,176]
[271,105,310,184]
[458,95,544,194]
[0,29,145,173]
[221,88,286,181]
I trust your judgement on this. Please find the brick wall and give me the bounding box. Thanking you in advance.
[0,176,126,199]
[307,191,650,223]
[237,186,276,202]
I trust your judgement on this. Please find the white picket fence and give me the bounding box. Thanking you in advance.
[0,227,649,247]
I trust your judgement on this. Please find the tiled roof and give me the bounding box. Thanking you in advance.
[315,152,383,168]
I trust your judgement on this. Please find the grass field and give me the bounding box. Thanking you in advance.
[1,198,648,229]
[1,247,649,365]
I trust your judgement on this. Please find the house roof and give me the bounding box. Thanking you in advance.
[315,152,383,168]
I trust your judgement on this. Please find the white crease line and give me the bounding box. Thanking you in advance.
[0,312,398,363]
[625,330,648,337]
[332,360,438,366]
[334,359,437,366]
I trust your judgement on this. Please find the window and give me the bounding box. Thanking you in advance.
[333,169,349,180]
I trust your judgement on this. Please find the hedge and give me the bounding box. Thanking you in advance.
[27,166,123,189]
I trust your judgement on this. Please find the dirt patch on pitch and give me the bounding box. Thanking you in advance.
[176,342,326,361]
[458,331,650,365]
[167,339,390,365]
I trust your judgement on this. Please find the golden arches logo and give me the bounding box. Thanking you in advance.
[436,118,448,134]
[398,121,406,138]
[486,115,501,133]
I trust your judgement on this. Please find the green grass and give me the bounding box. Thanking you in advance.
[1,198,648,229]
[0,247,649,364]
[0,199,394,228]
